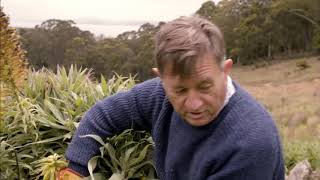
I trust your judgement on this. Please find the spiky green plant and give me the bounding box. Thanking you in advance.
[83,129,157,180]
[2,66,136,179]
[0,137,33,179]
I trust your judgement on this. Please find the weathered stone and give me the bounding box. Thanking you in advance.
[310,170,320,180]
[287,159,312,180]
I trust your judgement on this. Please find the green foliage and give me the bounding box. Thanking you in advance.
[18,20,160,81]
[18,19,95,71]
[284,140,320,171]
[1,66,136,179]
[313,29,320,52]
[83,129,157,179]
[196,1,217,22]
[197,0,320,63]
[0,138,33,179]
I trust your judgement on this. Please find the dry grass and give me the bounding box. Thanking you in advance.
[231,56,320,141]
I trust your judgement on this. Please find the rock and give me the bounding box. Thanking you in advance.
[310,170,320,180]
[287,159,312,180]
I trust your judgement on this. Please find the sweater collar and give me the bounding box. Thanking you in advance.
[214,76,235,118]
[224,76,236,107]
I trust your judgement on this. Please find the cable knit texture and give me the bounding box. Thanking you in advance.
[66,77,285,180]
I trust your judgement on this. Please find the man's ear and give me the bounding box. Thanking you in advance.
[223,59,233,75]
[152,68,160,77]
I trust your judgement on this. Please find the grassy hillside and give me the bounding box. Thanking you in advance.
[232,56,320,171]
[232,56,320,141]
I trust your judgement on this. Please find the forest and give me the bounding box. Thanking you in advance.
[16,0,320,81]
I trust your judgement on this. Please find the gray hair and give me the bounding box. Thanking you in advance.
[155,15,225,77]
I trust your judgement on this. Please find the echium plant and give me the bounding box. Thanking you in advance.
[82,129,158,180]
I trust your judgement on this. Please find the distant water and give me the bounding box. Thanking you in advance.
[12,21,141,38]
[76,23,141,38]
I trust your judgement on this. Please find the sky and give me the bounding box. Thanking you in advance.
[2,0,219,37]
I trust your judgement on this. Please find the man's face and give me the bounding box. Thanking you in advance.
[160,54,231,127]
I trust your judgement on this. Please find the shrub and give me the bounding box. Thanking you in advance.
[83,129,157,179]
[1,66,136,179]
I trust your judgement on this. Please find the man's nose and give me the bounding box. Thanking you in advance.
[184,92,203,111]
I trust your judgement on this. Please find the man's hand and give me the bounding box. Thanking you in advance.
[57,168,83,180]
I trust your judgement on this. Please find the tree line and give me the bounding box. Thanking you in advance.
[197,0,320,64]
[16,0,320,81]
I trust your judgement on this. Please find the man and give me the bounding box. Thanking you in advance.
[63,16,285,179]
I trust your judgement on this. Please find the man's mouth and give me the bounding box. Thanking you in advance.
[187,112,204,120]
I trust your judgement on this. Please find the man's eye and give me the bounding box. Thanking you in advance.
[199,84,212,90]
[175,88,186,94]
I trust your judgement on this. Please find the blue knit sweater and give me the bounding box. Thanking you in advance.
[66,78,285,180]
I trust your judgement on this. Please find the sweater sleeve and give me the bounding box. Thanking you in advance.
[65,78,165,176]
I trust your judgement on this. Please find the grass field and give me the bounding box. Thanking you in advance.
[231,56,320,141]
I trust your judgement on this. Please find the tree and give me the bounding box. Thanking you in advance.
[271,0,320,54]
[116,23,159,80]
[208,0,242,63]
[234,0,273,61]
[0,7,28,127]
[196,0,319,64]
[19,19,95,70]
[196,1,217,22]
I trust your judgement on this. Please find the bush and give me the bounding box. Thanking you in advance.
[1,66,137,179]
[83,129,156,179]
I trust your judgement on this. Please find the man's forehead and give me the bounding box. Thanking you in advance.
[161,54,219,77]
[163,72,214,87]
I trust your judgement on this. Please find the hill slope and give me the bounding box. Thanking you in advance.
[231,56,320,140]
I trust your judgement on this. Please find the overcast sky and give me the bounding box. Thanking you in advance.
[2,0,219,37]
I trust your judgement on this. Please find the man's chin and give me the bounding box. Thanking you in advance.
[185,118,212,127]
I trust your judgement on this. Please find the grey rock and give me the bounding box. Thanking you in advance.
[310,170,320,180]
[287,159,312,180]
